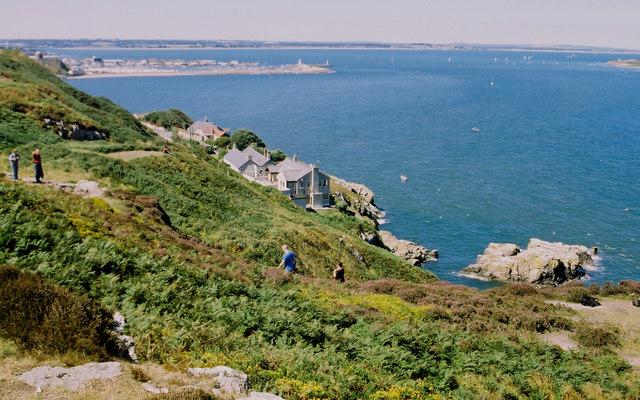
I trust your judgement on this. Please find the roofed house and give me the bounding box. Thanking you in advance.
[223,146,272,179]
[223,149,331,209]
[188,118,229,143]
[268,155,330,209]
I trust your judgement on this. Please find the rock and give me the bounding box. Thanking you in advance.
[378,230,438,265]
[143,382,169,394]
[579,294,601,307]
[633,299,640,307]
[19,362,122,392]
[187,366,249,394]
[331,177,385,223]
[331,176,376,203]
[43,119,107,141]
[108,312,138,362]
[74,180,106,198]
[462,238,596,285]
[237,392,285,400]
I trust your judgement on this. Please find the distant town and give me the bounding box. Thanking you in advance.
[2,38,639,54]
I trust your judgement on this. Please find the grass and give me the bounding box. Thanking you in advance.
[0,48,639,399]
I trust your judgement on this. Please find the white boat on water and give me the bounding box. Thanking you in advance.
[472,127,481,133]
[400,175,408,182]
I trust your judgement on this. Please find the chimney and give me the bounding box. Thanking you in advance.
[292,154,297,162]
[264,147,270,158]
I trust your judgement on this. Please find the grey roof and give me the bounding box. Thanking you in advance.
[223,148,249,169]
[242,147,270,166]
[272,157,314,182]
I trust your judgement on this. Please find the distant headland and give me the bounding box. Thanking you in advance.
[608,59,640,69]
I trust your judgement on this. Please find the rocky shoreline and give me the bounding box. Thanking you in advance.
[330,176,438,266]
[462,238,598,285]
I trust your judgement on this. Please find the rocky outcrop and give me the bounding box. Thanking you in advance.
[109,311,138,362]
[188,366,249,395]
[43,118,107,140]
[377,230,438,265]
[330,177,385,223]
[74,180,106,198]
[19,362,122,392]
[462,239,597,285]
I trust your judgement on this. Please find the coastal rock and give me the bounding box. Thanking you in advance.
[19,362,122,392]
[378,230,438,265]
[74,180,106,198]
[632,299,640,307]
[462,238,596,284]
[187,366,249,394]
[331,177,385,223]
[43,118,107,140]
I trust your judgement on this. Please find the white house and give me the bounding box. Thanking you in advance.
[188,119,229,143]
[223,149,330,209]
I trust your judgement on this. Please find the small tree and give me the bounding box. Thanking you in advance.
[269,149,287,162]
[212,136,231,149]
[231,129,265,151]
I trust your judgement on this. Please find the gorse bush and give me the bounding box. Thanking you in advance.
[0,265,114,359]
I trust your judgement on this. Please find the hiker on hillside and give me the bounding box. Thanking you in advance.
[32,148,43,183]
[8,149,19,181]
[333,262,345,283]
[278,245,296,273]
[162,141,172,155]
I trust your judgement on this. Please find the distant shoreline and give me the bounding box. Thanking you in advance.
[65,66,333,79]
[608,60,640,69]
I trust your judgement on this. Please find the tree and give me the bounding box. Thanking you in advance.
[211,136,231,149]
[269,149,287,162]
[231,129,265,151]
[143,109,193,130]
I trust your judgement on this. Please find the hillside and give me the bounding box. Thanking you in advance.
[1,49,639,399]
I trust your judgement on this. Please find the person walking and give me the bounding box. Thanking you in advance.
[8,149,19,181]
[32,148,43,183]
[278,244,296,273]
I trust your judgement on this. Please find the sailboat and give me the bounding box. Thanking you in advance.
[400,175,408,182]
[472,127,481,133]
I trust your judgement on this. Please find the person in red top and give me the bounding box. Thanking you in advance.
[32,148,43,183]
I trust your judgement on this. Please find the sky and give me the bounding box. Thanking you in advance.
[1,0,639,49]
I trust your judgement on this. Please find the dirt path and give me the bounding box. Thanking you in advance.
[106,151,164,161]
[550,299,640,366]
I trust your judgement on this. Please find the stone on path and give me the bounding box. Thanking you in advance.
[74,180,106,198]
[19,362,122,392]
[187,366,249,394]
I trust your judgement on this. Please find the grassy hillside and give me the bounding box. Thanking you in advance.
[0,50,152,148]
[0,49,639,399]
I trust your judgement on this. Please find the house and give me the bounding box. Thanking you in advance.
[223,149,331,209]
[188,118,230,143]
[268,155,331,209]
[223,146,272,179]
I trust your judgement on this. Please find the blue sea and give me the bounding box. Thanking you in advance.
[61,48,640,287]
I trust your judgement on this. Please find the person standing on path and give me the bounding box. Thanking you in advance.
[278,244,296,273]
[32,148,43,183]
[333,262,345,283]
[8,149,19,181]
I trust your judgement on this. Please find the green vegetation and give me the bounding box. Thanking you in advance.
[231,128,266,150]
[0,49,639,399]
[143,108,193,130]
[0,50,152,147]
[269,149,287,162]
[0,265,114,359]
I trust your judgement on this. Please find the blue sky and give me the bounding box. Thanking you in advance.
[2,0,639,49]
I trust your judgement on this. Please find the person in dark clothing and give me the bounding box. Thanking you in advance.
[333,262,345,283]
[8,149,19,181]
[162,141,172,155]
[32,148,43,183]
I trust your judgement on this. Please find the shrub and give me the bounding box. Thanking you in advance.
[269,149,287,162]
[130,366,151,382]
[211,136,231,149]
[231,129,265,150]
[573,323,622,348]
[0,265,114,358]
[150,389,218,400]
[144,109,193,130]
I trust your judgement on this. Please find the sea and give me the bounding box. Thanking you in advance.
[59,48,640,288]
